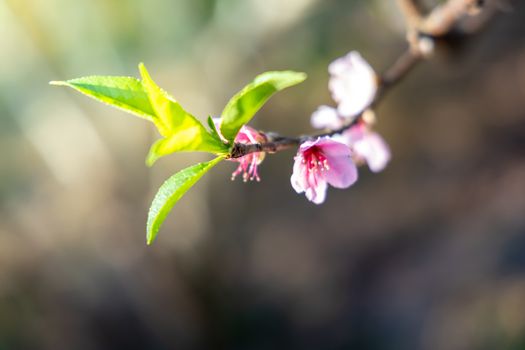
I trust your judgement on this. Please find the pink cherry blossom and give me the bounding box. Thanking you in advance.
[230,125,267,182]
[291,138,358,204]
[328,51,377,118]
[336,124,391,173]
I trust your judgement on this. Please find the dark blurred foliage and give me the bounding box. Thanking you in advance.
[0,0,524,349]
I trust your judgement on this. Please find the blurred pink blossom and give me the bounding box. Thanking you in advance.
[291,138,358,204]
[335,124,391,173]
[329,51,377,118]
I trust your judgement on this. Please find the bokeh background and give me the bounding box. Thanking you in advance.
[1,0,524,349]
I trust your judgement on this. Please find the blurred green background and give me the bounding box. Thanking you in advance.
[1,0,525,349]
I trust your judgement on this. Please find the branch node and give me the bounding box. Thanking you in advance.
[416,34,436,57]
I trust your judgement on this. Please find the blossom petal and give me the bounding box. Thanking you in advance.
[311,105,343,130]
[328,51,377,118]
[315,138,358,189]
[298,138,320,152]
[291,155,307,194]
[354,132,391,173]
[324,156,358,189]
[305,179,327,204]
[315,138,352,158]
[329,133,351,147]
[334,124,366,147]
[323,146,358,189]
[291,153,328,204]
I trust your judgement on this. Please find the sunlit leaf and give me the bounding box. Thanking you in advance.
[219,71,307,143]
[50,76,156,123]
[144,130,224,166]
[147,157,223,244]
[207,115,222,140]
[139,63,228,161]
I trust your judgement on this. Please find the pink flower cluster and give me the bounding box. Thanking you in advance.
[292,51,391,204]
[228,51,391,205]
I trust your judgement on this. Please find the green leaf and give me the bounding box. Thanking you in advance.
[139,63,228,161]
[52,65,229,162]
[219,70,306,143]
[51,76,157,122]
[207,116,222,140]
[147,157,223,244]
[145,132,225,167]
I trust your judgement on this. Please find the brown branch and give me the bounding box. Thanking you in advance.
[397,0,425,29]
[420,0,484,36]
[229,0,488,160]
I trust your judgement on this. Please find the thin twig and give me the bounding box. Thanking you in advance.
[420,0,483,36]
[229,0,487,159]
[397,0,425,28]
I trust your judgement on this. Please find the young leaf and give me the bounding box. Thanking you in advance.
[139,63,228,159]
[52,66,229,161]
[147,157,223,244]
[219,71,307,143]
[207,116,222,140]
[50,76,157,123]
[145,133,226,167]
